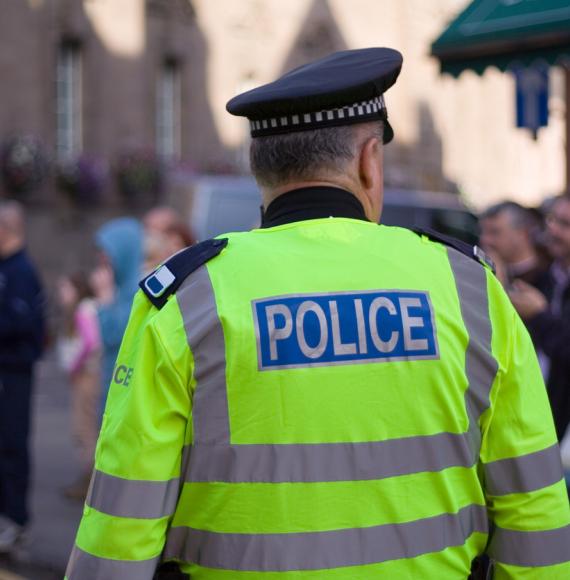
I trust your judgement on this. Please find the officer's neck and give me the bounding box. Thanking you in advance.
[263,179,376,222]
[261,184,370,228]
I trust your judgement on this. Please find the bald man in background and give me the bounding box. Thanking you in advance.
[0,201,45,553]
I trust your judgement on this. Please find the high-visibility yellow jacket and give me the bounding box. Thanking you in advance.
[66,218,570,579]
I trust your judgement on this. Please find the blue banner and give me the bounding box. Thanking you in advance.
[515,67,549,132]
[253,290,438,370]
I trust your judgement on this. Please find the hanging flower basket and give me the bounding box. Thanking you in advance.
[1,136,47,196]
[56,155,107,206]
[115,150,163,202]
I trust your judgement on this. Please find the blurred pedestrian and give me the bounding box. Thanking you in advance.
[0,201,45,553]
[92,217,142,415]
[480,201,549,288]
[57,272,101,500]
[143,206,181,236]
[509,193,570,441]
[143,206,195,271]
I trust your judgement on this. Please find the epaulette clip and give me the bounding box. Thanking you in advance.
[140,238,228,309]
[472,245,496,273]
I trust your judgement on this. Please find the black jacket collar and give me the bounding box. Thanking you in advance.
[260,186,369,228]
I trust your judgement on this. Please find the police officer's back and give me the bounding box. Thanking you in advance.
[66,48,570,580]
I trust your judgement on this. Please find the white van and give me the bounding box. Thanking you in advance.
[189,175,479,244]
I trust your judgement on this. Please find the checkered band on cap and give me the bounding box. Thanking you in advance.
[249,95,387,137]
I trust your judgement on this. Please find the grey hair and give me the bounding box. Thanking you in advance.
[250,121,384,188]
[480,201,535,230]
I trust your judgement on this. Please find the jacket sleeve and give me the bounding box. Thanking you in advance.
[65,291,193,580]
[480,279,570,579]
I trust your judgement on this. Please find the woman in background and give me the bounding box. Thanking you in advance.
[57,272,101,500]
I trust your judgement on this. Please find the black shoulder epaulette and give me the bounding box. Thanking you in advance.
[413,227,495,274]
[139,238,228,309]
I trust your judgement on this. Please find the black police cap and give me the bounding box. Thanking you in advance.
[226,47,403,144]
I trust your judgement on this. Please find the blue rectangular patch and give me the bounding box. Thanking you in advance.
[253,290,438,370]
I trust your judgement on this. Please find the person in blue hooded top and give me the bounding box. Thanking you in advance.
[91,217,143,415]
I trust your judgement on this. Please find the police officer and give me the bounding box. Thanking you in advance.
[65,48,570,579]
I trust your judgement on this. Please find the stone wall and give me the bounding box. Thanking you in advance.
[1,0,568,298]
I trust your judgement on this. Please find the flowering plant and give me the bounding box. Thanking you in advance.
[115,150,163,201]
[56,155,107,206]
[1,136,47,195]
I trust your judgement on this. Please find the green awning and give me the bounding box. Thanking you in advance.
[431,0,570,77]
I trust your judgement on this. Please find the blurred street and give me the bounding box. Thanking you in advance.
[0,357,82,580]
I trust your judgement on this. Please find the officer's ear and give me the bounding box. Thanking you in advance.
[358,136,384,222]
[358,136,383,189]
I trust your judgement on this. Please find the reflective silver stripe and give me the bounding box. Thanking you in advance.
[186,432,475,483]
[177,266,230,445]
[489,524,570,567]
[447,248,498,456]
[181,441,193,479]
[484,444,564,496]
[66,545,159,580]
[86,469,180,519]
[163,503,487,571]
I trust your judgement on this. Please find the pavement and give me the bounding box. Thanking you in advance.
[0,356,84,579]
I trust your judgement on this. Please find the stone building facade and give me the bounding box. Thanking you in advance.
[2,0,566,205]
[0,0,208,284]
[192,0,567,207]
[0,0,214,173]
[0,0,567,290]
